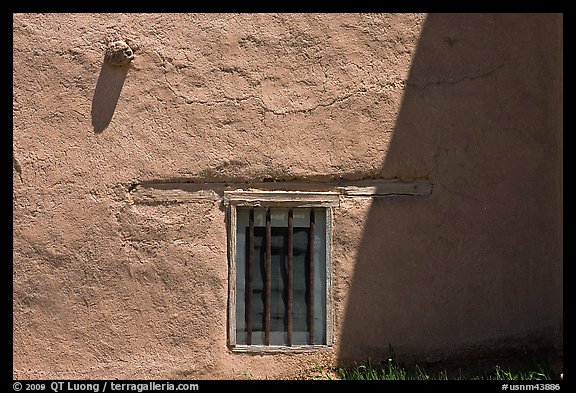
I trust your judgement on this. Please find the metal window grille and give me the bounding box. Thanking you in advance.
[240,207,323,346]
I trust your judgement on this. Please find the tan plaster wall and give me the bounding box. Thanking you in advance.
[13,13,562,379]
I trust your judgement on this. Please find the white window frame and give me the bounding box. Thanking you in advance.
[224,190,338,353]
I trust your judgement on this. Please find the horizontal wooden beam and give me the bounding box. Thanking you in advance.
[224,191,340,207]
[130,179,432,205]
[337,179,432,197]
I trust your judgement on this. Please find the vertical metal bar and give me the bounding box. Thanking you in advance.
[246,208,254,345]
[287,208,293,346]
[265,208,271,345]
[308,208,315,345]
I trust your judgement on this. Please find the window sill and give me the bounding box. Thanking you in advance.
[230,344,333,354]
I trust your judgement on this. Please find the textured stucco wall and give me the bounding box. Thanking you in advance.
[13,13,562,379]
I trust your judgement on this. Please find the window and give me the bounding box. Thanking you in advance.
[225,191,337,352]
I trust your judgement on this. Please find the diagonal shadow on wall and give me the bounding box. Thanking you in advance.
[337,13,563,371]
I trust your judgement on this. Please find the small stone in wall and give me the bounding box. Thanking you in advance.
[105,39,138,66]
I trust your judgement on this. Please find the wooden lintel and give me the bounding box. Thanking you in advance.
[130,179,432,205]
[224,191,341,207]
[337,180,432,197]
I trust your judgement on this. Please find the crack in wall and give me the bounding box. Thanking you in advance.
[164,73,369,116]
[157,49,378,116]
[408,64,505,90]
[438,183,488,206]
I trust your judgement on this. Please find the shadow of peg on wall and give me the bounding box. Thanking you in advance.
[91,39,137,133]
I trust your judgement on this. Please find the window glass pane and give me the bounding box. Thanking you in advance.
[253,208,267,227]
[270,208,288,227]
[235,208,248,345]
[291,227,309,343]
[292,208,309,227]
[270,227,288,344]
[314,209,326,344]
[252,228,265,345]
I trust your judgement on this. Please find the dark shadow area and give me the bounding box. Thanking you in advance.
[338,14,562,374]
[91,60,130,133]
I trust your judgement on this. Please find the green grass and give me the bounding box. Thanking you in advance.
[479,365,552,381]
[328,359,554,380]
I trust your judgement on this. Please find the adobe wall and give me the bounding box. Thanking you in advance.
[13,13,562,379]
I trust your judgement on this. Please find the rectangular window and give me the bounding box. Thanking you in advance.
[225,191,337,352]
